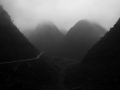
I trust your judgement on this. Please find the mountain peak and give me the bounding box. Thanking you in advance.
[35,21,63,36]
[64,18,120,90]
[29,21,64,52]
[50,19,103,60]
[66,19,100,39]
[73,19,91,28]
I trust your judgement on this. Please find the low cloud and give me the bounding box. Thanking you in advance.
[0,0,120,32]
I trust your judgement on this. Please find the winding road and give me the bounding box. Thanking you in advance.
[0,52,45,65]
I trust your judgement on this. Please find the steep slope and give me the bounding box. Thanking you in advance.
[91,22,107,37]
[0,5,58,90]
[64,18,120,90]
[0,5,39,62]
[28,21,64,52]
[48,20,106,60]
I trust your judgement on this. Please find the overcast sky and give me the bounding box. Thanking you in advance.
[0,0,120,33]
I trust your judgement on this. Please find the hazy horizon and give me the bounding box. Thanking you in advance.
[0,0,120,33]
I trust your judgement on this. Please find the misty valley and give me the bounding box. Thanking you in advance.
[0,5,120,90]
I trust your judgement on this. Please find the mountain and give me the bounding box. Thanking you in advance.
[64,18,120,90]
[0,5,40,62]
[0,5,58,90]
[47,20,106,60]
[28,21,64,52]
[91,22,107,37]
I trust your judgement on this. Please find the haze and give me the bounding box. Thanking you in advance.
[0,0,120,33]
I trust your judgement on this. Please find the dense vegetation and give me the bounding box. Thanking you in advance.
[0,4,120,90]
[64,18,120,90]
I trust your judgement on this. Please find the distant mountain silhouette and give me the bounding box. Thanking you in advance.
[28,21,64,52]
[91,22,107,37]
[0,5,58,90]
[47,20,107,60]
[64,18,120,90]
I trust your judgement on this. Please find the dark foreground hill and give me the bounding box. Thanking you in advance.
[0,5,39,62]
[47,20,107,60]
[0,5,58,90]
[63,18,120,90]
[0,55,58,90]
[28,21,64,52]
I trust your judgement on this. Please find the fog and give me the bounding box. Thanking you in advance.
[0,0,120,33]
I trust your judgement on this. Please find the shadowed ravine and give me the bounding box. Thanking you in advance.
[49,56,81,90]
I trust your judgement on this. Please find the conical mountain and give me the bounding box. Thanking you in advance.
[64,20,103,43]
[64,20,107,43]
[48,20,106,60]
[0,5,58,90]
[28,21,64,52]
[64,18,120,90]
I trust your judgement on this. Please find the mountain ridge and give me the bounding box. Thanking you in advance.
[47,19,106,60]
[63,18,120,90]
[0,6,58,90]
[0,5,40,62]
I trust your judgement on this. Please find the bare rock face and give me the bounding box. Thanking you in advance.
[64,18,120,90]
